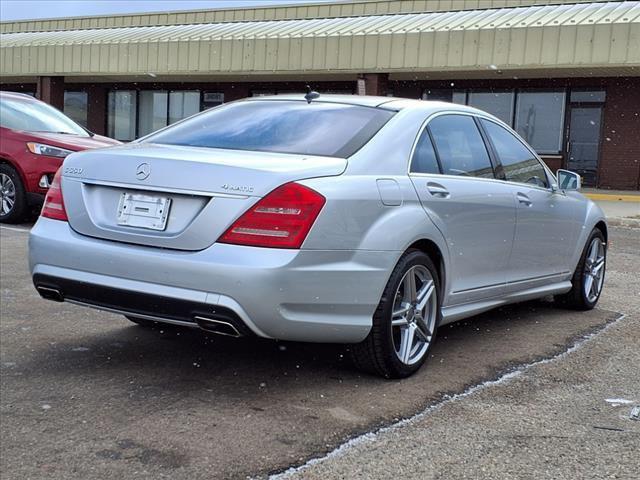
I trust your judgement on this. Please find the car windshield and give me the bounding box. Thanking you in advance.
[141,100,395,158]
[0,96,88,136]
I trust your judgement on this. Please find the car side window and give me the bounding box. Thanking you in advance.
[481,119,549,188]
[428,115,495,179]
[410,129,440,174]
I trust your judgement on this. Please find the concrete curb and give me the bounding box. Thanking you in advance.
[584,193,640,202]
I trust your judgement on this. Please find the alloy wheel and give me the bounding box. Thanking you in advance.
[0,173,16,216]
[583,237,605,303]
[391,265,437,365]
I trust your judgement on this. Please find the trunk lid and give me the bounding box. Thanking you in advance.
[61,143,346,250]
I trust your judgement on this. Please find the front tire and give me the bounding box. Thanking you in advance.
[0,164,27,224]
[351,250,441,378]
[556,228,606,310]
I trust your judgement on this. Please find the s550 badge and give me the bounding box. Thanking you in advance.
[221,184,254,193]
[64,167,83,175]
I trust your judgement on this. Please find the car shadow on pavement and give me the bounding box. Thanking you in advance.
[14,300,619,388]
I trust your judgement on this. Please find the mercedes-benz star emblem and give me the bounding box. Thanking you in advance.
[136,163,151,180]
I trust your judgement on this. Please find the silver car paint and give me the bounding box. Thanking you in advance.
[61,145,347,251]
[29,96,607,342]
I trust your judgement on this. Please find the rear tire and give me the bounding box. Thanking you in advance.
[351,250,441,379]
[0,164,27,224]
[555,228,606,310]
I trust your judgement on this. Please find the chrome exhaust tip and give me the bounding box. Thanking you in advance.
[195,316,242,338]
[36,285,64,302]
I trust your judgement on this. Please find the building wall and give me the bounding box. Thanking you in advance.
[2,76,638,190]
[599,78,640,190]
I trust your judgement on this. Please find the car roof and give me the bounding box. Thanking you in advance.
[241,94,488,116]
[244,93,400,109]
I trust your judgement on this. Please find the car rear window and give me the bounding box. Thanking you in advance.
[141,100,395,158]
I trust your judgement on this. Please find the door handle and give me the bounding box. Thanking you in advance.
[517,192,532,207]
[427,182,450,198]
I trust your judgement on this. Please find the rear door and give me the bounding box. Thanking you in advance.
[479,118,582,287]
[409,113,517,306]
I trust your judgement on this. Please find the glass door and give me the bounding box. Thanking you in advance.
[567,101,604,187]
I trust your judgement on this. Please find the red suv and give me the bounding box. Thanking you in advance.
[0,91,120,223]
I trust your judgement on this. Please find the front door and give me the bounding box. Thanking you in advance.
[479,118,582,285]
[567,106,603,187]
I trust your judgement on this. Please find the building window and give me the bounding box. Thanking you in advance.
[570,90,606,103]
[64,91,88,127]
[467,91,514,125]
[138,90,202,136]
[422,89,466,104]
[515,90,566,154]
[202,92,224,109]
[109,89,203,140]
[138,90,168,137]
[108,90,137,141]
[169,91,201,123]
[251,91,276,97]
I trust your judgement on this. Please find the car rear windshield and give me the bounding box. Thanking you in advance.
[141,100,395,158]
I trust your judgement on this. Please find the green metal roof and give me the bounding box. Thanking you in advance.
[1,1,638,78]
[0,0,597,33]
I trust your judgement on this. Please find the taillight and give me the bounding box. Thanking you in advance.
[219,182,325,249]
[41,168,68,221]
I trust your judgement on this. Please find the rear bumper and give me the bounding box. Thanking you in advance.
[33,273,254,337]
[29,218,399,343]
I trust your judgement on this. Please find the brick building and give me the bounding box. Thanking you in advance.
[1,0,639,189]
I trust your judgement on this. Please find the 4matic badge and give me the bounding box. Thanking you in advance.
[221,184,254,193]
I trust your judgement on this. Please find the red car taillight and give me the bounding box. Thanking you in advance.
[219,182,325,249]
[41,168,68,221]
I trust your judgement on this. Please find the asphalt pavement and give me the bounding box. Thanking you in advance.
[0,223,638,479]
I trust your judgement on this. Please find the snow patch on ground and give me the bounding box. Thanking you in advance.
[605,398,635,406]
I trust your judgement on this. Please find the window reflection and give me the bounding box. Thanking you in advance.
[468,91,514,125]
[482,119,548,188]
[428,115,494,179]
[515,91,565,154]
[108,90,137,141]
[64,91,88,127]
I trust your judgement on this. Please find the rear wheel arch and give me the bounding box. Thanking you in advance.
[406,238,445,294]
[351,249,442,378]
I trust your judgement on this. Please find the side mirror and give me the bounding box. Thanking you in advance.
[556,169,581,191]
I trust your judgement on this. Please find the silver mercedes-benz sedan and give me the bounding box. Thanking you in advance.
[29,94,607,378]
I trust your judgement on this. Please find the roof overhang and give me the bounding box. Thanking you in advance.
[1,1,638,78]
